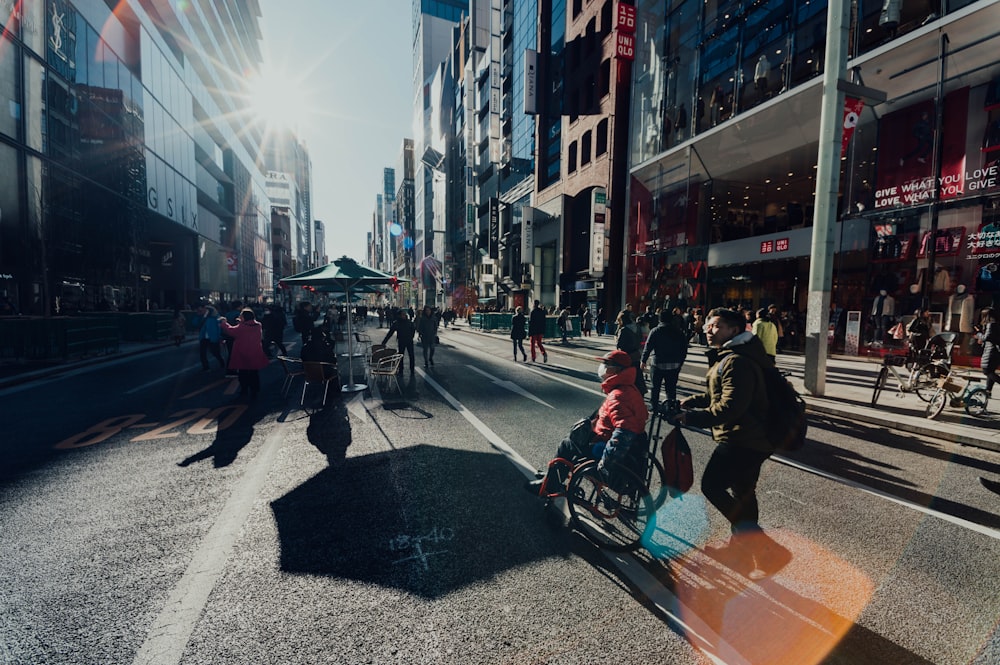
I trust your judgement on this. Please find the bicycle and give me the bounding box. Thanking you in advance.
[871,332,956,406]
[537,405,674,552]
[923,368,990,419]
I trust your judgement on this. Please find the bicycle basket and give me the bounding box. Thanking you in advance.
[938,377,964,392]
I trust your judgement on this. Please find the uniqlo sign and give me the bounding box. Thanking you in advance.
[776,237,789,251]
[760,241,774,254]
[616,3,636,33]
[761,238,790,254]
[616,33,635,61]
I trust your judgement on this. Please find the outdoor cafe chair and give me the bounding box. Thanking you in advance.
[370,353,403,395]
[301,361,338,408]
[277,356,305,397]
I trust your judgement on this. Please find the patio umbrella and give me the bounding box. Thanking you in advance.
[279,256,395,393]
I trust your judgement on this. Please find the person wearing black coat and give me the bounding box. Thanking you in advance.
[980,308,1000,393]
[640,310,690,408]
[261,305,288,357]
[382,309,417,374]
[510,306,528,361]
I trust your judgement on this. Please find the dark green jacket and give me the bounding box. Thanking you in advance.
[684,332,772,452]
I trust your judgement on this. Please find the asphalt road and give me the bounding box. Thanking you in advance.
[1,326,999,664]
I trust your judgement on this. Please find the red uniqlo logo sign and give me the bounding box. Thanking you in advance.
[760,241,774,254]
[617,3,636,33]
[616,33,635,61]
[776,238,789,251]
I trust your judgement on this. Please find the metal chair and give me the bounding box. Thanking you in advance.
[277,356,305,397]
[301,361,338,408]
[370,353,403,395]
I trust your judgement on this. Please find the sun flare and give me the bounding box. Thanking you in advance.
[245,63,312,132]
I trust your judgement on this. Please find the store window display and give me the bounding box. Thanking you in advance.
[946,284,975,351]
[871,289,896,345]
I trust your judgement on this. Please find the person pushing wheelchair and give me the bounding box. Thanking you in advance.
[525,350,649,496]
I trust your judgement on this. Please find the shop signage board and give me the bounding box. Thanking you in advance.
[590,187,607,274]
[845,311,862,355]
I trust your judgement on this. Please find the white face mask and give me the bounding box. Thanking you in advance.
[598,363,612,380]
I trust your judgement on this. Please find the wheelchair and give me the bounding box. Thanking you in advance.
[537,418,671,552]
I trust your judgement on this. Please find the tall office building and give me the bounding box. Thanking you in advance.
[0,0,270,313]
[412,0,468,305]
[262,127,314,274]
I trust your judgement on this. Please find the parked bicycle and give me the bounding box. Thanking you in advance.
[924,368,990,419]
[871,332,956,406]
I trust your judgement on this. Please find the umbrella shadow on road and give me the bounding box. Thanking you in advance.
[270,443,577,599]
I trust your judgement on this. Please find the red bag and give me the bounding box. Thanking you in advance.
[661,427,694,494]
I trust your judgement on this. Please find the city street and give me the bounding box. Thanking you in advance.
[1,325,999,664]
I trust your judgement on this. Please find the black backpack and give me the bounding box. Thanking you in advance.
[721,354,808,452]
[760,365,807,451]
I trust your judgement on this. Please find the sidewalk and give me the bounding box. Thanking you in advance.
[447,320,1000,454]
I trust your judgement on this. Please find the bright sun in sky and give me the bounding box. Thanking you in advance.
[245,64,312,133]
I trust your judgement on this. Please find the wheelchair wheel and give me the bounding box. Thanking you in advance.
[965,388,989,416]
[642,453,669,510]
[913,363,947,402]
[566,460,654,552]
[925,389,947,419]
[871,367,888,406]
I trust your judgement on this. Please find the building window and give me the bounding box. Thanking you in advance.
[573,0,583,19]
[599,58,611,98]
[596,118,608,156]
[581,131,592,165]
[600,1,613,38]
[568,141,578,172]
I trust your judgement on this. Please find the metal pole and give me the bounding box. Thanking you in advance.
[803,0,851,396]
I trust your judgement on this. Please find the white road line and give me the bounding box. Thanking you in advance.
[465,365,556,408]
[416,367,736,664]
[125,366,199,394]
[774,455,1000,541]
[132,421,288,665]
[517,362,606,398]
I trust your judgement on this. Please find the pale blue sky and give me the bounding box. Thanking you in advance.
[257,1,413,264]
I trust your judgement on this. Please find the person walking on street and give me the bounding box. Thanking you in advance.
[261,304,288,358]
[416,305,440,367]
[615,310,647,397]
[382,309,417,373]
[524,350,648,495]
[198,305,225,370]
[171,307,186,346]
[751,307,779,360]
[596,308,607,336]
[557,308,571,344]
[640,310,689,410]
[581,305,593,337]
[675,307,787,573]
[294,302,318,347]
[528,300,549,362]
[979,308,1000,394]
[510,306,528,361]
[768,304,785,352]
[219,308,270,399]
[907,307,932,357]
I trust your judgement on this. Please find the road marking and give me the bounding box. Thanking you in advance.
[466,365,556,408]
[416,368,735,664]
[774,455,1000,541]
[417,369,536,478]
[125,366,199,394]
[517,362,606,398]
[132,420,288,665]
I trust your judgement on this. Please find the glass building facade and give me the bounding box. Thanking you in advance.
[0,0,269,314]
[627,0,1000,356]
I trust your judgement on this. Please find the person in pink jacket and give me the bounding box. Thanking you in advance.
[219,308,270,399]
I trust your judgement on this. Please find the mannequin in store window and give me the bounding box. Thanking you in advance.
[754,55,770,102]
[871,289,896,345]
[946,283,975,352]
[879,0,901,39]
